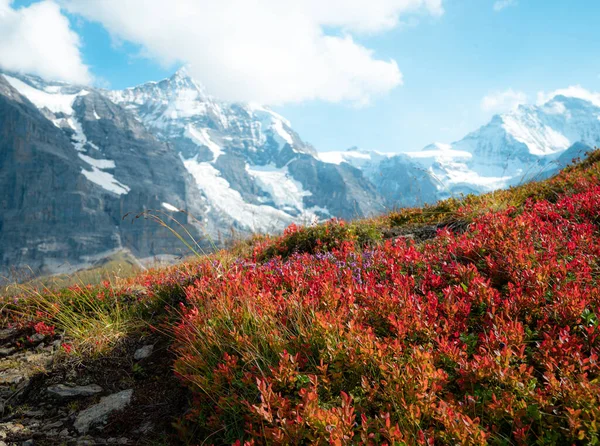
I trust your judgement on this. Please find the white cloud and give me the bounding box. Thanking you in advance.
[493,0,517,11]
[60,0,443,105]
[481,88,527,113]
[299,0,443,33]
[537,86,600,108]
[0,0,90,84]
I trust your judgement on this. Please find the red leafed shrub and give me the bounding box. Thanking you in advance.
[33,321,55,336]
[172,167,600,444]
[253,218,382,262]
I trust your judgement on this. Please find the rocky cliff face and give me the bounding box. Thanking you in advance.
[0,73,206,279]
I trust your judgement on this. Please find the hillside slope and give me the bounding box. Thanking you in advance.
[2,150,599,445]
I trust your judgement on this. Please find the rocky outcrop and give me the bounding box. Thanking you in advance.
[0,329,186,445]
[47,384,103,399]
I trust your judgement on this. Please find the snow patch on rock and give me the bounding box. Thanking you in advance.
[246,164,311,211]
[78,154,116,169]
[185,125,223,161]
[81,166,130,196]
[182,155,296,233]
[3,75,87,115]
[319,149,393,167]
[79,152,129,196]
[162,202,179,212]
[270,118,294,148]
[501,114,570,155]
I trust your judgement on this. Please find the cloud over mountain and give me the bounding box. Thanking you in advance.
[481,88,527,113]
[60,0,443,105]
[0,0,90,84]
[537,86,600,108]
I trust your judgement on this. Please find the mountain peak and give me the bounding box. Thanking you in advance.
[173,66,190,78]
[537,86,600,109]
[165,66,207,96]
[421,142,453,152]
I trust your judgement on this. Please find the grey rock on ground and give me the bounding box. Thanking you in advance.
[0,348,15,358]
[133,345,153,361]
[74,389,133,434]
[47,384,103,399]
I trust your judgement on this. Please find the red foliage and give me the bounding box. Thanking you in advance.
[11,154,600,444]
[33,321,55,336]
[171,178,600,443]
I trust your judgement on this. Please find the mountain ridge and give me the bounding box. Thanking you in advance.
[1,67,599,279]
[320,93,600,200]
[0,69,385,279]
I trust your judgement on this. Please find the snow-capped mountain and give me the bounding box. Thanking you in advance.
[318,147,440,207]
[446,95,600,182]
[322,94,600,201]
[0,71,209,278]
[106,67,384,233]
[0,69,383,278]
[417,95,600,193]
[107,67,315,159]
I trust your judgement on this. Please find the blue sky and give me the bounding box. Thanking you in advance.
[278,0,600,151]
[8,0,600,153]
